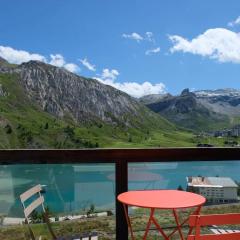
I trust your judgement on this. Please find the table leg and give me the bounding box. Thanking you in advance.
[143,208,169,240]
[151,214,169,240]
[123,204,135,240]
[167,205,203,239]
[142,208,154,240]
[123,204,200,240]
[172,209,185,240]
[167,216,189,239]
[188,205,202,236]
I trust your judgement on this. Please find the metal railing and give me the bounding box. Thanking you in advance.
[1,148,240,239]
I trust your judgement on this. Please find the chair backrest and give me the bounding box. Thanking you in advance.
[187,213,240,240]
[20,184,56,240]
[20,184,45,222]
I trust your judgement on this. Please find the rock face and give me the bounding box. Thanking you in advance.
[0,83,7,97]
[146,88,229,131]
[147,89,199,114]
[144,88,240,119]
[139,93,172,105]
[195,89,240,116]
[0,57,11,73]
[0,58,156,127]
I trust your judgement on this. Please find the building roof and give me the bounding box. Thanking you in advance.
[208,177,238,187]
[187,177,238,188]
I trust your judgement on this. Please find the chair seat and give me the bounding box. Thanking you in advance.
[210,228,240,235]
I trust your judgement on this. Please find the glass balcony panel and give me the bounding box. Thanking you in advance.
[128,161,240,239]
[128,161,240,190]
[0,163,115,240]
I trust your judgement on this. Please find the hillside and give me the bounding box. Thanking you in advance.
[0,59,194,148]
[195,89,240,117]
[144,89,230,131]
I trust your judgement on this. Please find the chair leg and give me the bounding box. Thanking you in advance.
[43,212,57,240]
[28,225,36,240]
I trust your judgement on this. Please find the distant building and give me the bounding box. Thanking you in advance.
[232,125,240,137]
[212,125,240,138]
[187,176,238,203]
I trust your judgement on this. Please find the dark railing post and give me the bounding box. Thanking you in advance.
[115,159,128,240]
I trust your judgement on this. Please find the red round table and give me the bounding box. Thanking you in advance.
[118,190,206,240]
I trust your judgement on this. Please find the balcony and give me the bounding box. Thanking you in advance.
[0,148,240,239]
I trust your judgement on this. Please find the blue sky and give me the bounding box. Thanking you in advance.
[1,0,240,97]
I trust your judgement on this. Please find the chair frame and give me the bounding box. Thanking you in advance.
[187,213,240,240]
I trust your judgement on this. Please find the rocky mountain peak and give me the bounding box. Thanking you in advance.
[194,88,240,116]
[181,88,190,95]
[144,86,226,130]
[181,88,196,97]
[0,59,162,128]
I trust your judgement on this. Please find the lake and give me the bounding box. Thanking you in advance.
[0,161,240,217]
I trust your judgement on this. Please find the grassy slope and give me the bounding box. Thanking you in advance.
[162,109,231,132]
[0,73,195,148]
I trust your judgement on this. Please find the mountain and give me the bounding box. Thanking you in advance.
[0,57,16,73]
[144,89,230,131]
[17,60,150,126]
[195,89,240,116]
[0,58,193,148]
[139,93,171,105]
[2,59,167,127]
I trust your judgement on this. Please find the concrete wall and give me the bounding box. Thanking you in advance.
[223,187,238,200]
[195,186,238,202]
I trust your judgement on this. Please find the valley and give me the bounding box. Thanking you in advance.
[0,58,194,148]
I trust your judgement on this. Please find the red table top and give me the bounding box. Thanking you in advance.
[118,190,206,209]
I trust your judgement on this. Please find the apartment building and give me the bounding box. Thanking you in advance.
[187,176,239,203]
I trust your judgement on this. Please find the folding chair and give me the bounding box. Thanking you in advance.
[187,213,240,240]
[20,184,98,240]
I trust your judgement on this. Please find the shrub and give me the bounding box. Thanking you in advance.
[5,124,12,134]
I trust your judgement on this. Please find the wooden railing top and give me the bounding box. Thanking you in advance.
[0,148,240,164]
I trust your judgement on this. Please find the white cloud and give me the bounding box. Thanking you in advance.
[49,54,65,67]
[122,31,156,43]
[145,47,161,55]
[95,68,165,98]
[49,54,80,73]
[100,68,119,81]
[79,58,96,71]
[228,16,240,27]
[169,28,240,63]
[64,63,80,73]
[145,32,155,42]
[122,32,144,42]
[0,45,46,64]
[0,46,80,73]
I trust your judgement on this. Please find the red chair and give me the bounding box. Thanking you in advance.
[187,213,240,240]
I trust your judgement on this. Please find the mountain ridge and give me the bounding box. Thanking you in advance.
[1,58,171,128]
[143,88,231,131]
[0,57,194,148]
